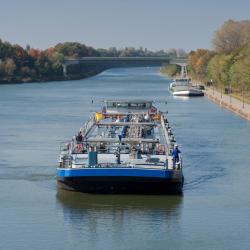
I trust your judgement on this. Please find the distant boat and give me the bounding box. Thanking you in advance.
[168,61,204,97]
[169,77,204,97]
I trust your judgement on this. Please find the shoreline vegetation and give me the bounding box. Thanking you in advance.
[188,19,250,104]
[160,64,181,78]
[0,40,184,84]
[160,66,250,120]
[161,19,250,104]
[160,19,250,121]
[160,66,250,105]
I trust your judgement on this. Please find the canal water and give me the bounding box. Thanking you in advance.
[0,67,250,250]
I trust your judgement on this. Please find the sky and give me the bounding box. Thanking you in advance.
[0,0,250,52]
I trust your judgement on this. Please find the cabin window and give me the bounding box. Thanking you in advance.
[130,103,138,108]
[107,102,116,108]
[106,102,152,109]
[117,103,128,108]
[137,103,146,108]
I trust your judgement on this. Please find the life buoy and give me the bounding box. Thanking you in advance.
[148,107,157,114]
[76,143,83,153]
[157,144,165,154]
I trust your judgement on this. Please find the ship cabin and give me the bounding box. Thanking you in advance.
[103,100,157,115]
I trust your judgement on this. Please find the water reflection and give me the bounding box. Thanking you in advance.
[173,96,191,101]
[57,189,183,209]
[56,190,183,241]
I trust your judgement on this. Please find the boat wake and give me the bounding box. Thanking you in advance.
[183,162,226,191]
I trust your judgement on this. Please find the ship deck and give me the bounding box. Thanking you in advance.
[57,100,183,193]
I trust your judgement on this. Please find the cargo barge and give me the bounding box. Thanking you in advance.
[57,100,184,194]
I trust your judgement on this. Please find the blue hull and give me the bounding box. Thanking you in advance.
[56,168,184,194]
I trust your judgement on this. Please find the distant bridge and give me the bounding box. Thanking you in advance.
[62,57,187,77]
[169,58,188,66]
[169,58,188,77]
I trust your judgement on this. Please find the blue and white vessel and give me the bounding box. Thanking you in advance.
[57,100,184,194]
[170,78,204,97]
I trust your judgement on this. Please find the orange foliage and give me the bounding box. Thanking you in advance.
[28,48,41,58]
[14,45,26,58]
[46,47,54,56]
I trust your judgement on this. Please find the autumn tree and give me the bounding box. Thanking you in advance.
[212,20,250,53]
[188,49,215,81]
[2,58,17,76]
[0,38,186,83]
[54,42,100,58]
[28,48,41,58]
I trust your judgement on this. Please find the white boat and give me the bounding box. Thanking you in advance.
[172,85,204,97]
[170,78,204,97]
[169,62,204,97]
[169,77,190,90]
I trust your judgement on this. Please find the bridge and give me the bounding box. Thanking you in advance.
[169,58,188,77]
[62,57,187,78]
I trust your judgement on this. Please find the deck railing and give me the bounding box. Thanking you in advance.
[160,114,173,154]
[81,114,96,137]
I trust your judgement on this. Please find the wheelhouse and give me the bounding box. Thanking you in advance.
[103,100,155,114]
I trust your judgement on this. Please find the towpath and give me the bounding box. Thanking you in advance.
[205,87,250,121]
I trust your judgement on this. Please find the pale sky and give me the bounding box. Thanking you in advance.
[0,0,250,52]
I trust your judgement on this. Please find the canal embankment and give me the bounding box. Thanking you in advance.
[205,87,250,121]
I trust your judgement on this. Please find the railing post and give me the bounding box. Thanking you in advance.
[242,87,245,109]
[229,84,232,104]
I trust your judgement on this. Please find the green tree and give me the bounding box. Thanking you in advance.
[207,54,234,87]
[160,64,180,77]
[50,52,64,76]
[3,58,17,76]
[230,55,250,90]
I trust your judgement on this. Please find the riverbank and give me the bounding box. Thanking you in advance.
[0,68,104,85]
[205,87,250,121]
[160,71,250,121]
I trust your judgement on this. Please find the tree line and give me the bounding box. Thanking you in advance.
[0,41,65,83]
[0,40,183,83]
[188,20,250,93]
